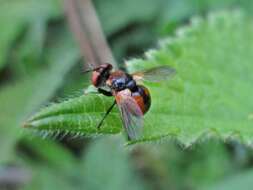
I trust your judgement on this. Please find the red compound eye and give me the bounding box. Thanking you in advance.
[92,71,101,87]
[91,63,113,87]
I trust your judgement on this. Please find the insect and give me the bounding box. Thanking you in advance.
[85,63,176,140]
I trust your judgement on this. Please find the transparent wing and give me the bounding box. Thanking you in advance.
[132,65,176,83]
[115,94,143,140]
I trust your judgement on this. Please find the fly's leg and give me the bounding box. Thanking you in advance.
[86,87,114,129]
[98,88,113,96]
[84,87,112,96]
[97,100,116,129]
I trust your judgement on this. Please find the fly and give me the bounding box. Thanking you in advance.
[84,63,176,140]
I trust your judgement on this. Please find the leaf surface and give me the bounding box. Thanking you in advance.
[25,11,253,146]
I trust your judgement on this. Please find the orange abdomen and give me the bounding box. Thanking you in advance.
[132,85,151,114]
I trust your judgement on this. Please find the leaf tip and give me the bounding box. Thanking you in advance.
[22,120,33,128]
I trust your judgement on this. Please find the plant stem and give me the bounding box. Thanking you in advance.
[64,0,117,69]
[0,166,30,189]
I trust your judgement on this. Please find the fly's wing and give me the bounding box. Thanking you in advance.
[132,65,176,83]
[115,94,143,140]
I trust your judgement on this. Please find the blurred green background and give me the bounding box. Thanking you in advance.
[1,0,253,189]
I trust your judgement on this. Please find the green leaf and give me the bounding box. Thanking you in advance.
[14,20,47,74]
[127,10,253,145]
[19,137,78,174]
[158,0,253,34]
[22,137,147,190]
[94,0,162,35]
[203,169,253,190]
[128,141,234,190]
[81,137,147,190]
[0,30,80,163]
[0,0,62,70]
[22,166,76,190]
[25,11,253,145]
[24,94,122,136]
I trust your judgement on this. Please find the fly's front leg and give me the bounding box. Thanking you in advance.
[98,88,112,96]
[84,86,112,96]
